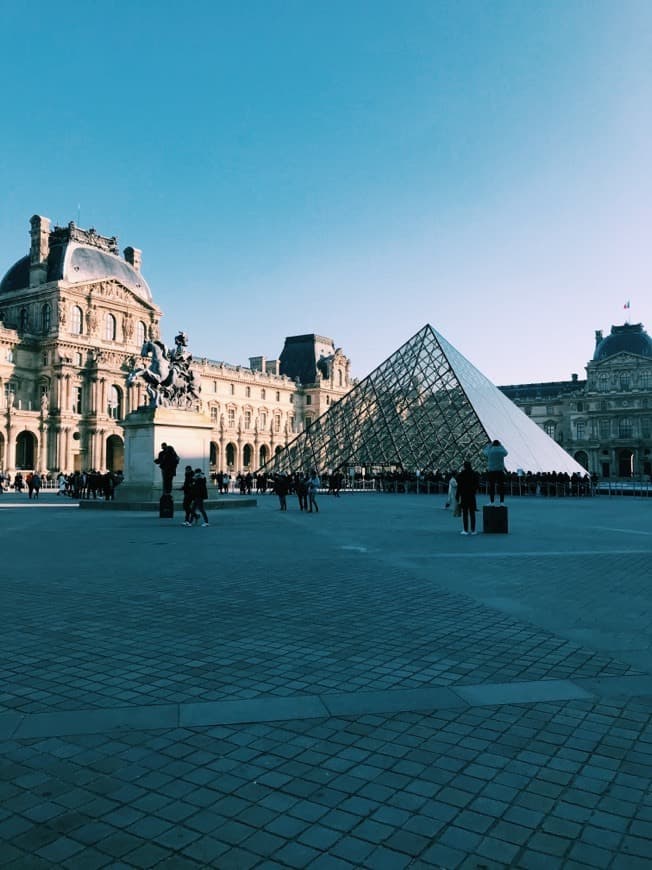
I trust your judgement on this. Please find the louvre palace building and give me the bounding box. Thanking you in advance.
[1,214,650,481]
[0,215,353,478]
[501,322,652,480]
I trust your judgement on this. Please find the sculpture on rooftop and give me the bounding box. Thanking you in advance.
[128,331,201,408]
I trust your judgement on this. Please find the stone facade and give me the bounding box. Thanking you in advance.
[0,216,353,478]
[501,323,652,479]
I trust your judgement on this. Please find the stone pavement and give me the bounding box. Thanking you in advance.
[0,489,651,868]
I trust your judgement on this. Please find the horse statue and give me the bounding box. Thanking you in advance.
[128,337,201,408]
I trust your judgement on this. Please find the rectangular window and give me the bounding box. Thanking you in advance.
[259,412,267,429]
[575,421,585,439]
[244,410,252,429]
[599,419,610,439]
[73,386,83,414]
[210,406,218,423]
[228,408,236,426]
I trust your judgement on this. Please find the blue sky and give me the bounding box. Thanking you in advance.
[2,1,651,384]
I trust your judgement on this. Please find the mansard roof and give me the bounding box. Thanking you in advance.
[593,323,652,362]
[0,221,153,303]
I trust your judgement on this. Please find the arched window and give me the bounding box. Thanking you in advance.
[41,304,51,334]
[71,306,83,335]
[19,308,29,332]
[620,373,631,391]
[243,444,253,466]
[105,313,117,341]
[136,321,146,345]
[107,385,122,419]
[598,374,608,392]
[338,369,343,387]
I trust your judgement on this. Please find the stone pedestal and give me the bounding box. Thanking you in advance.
[115,406,213,507]
[482,504,509,534]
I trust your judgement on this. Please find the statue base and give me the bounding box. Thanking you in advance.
[159,493,174,519]
[114,406,213,506]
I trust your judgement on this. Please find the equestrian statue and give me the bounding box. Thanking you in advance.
[128,331,201,408]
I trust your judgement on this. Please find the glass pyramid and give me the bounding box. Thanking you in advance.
[268,324,586,475]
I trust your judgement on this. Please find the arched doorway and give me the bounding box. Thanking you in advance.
[0,433,5,470]
[259,444,269,468]
[618,449,634,478]
[209,441,218,468]
[15,431,37,469]
[106,435,124,472]
[242,443,253,469]
[226,442,236,470]
[574,451,589,471]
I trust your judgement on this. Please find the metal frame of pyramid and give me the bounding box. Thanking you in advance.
[265,324,586,476]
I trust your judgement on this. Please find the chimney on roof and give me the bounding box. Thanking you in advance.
[29,214,51,287]
[572,373,578,382]
[124,246,142,272]
[594,329,603,347]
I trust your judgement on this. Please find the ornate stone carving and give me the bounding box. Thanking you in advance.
[127,331,201,409]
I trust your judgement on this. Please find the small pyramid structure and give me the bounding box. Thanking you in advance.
[268,324,586,475]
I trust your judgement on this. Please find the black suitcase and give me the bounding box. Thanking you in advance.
[159,493,174,518]
[483,505,508,534]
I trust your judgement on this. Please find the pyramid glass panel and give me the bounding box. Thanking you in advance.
[266,324,586,476]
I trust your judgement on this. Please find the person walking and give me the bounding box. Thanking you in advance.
[32,472,42,500]
[295,474,308,511]
[307,470,321,513]
[180,465,195,526]
[456,461,480,535]
[483,439,508,504]
[190,468,209,526]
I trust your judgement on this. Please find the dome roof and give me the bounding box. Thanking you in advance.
[0,222,153,303]
[593,323,652,361]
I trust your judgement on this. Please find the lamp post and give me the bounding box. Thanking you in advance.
[416,468,421,495]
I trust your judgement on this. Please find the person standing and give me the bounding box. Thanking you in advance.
[483,439,508,504]
[444,472,458,509]
[456,461,480,535]
[154,443,179,494]
[32,472,42,500]
[275,474,289,511]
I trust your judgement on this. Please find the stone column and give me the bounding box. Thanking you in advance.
[98,430,106,471]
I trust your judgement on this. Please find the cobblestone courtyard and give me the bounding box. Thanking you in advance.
[1,491,651,868]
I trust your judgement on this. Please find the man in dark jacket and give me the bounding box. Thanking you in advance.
[155,443,179,494]
[190,469,209,526]
[456,460,480,536]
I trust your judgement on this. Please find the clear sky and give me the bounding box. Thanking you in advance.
[2,1,651,385]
